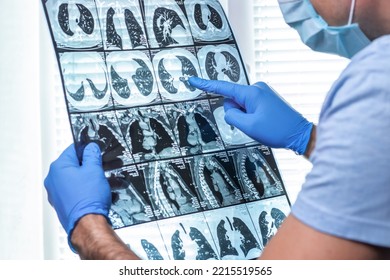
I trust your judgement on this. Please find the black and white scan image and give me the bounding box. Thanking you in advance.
[209,98,256,147]
[116,106,181,163]
[204,205,262,260]
[228,146,285,202]
[138,159,202,219]
[60,51,112,112]
[197,44,247,85]
[70,111,133,170]
[246,196,290,249]
[185,0,232,43]
[152,47,204,102]
[158,213,219,260]
[106,51,159,107]
[45,0,103,50]
[106,165,156,229]
[165,100,225,156]
[143,0,194,48]
[116,222,170,260]
[96,0,148,50]
[187,152,244,210]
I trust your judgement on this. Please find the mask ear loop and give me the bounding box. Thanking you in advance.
[348,0,356,25]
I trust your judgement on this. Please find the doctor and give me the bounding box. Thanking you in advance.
[44,0,390,259]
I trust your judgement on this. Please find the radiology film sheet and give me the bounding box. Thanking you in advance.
[43,0,291,260]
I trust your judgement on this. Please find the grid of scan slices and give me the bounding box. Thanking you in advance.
[43,0,291,260]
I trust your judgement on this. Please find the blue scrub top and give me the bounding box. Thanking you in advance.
[292,34,390,248]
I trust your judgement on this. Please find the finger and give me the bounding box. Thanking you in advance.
[224,98,243,112]
[189,77,249,107]
[56,144,79,167]
[82,142,102,167]
[43,175,53,204]
[44,144,78,198]
[44,173,56,206]
[224,108,254,135]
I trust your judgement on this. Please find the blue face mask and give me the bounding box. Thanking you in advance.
[278,0,371,58]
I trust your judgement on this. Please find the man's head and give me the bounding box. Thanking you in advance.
[277,0,390,58]
[310,0,390,40]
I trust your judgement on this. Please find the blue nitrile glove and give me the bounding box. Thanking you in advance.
[189,77,313,155]
[44,143,111,251]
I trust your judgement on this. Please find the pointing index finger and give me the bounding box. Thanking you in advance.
[188,76,249,107]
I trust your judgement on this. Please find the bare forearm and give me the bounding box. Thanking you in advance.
[71,214,140,260]
[259,214,390,260]
[304,125,317,159]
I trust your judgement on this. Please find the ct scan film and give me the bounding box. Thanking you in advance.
[43,0,291,260]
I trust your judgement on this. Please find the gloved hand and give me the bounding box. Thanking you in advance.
[44,143,111,250]
[189,77,313,155]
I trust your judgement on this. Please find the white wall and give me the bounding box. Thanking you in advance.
[0,1,43,259]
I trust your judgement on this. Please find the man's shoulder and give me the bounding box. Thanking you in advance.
[372,34,390,47]
[320,35,390,133]
[336,35,390,95]
[352,34,390,63]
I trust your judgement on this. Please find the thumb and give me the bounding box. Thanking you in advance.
[82,142,102,167]
[224,108,254,136]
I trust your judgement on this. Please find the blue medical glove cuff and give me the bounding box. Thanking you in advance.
[288,121,314,155]
[67,206,110,253]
